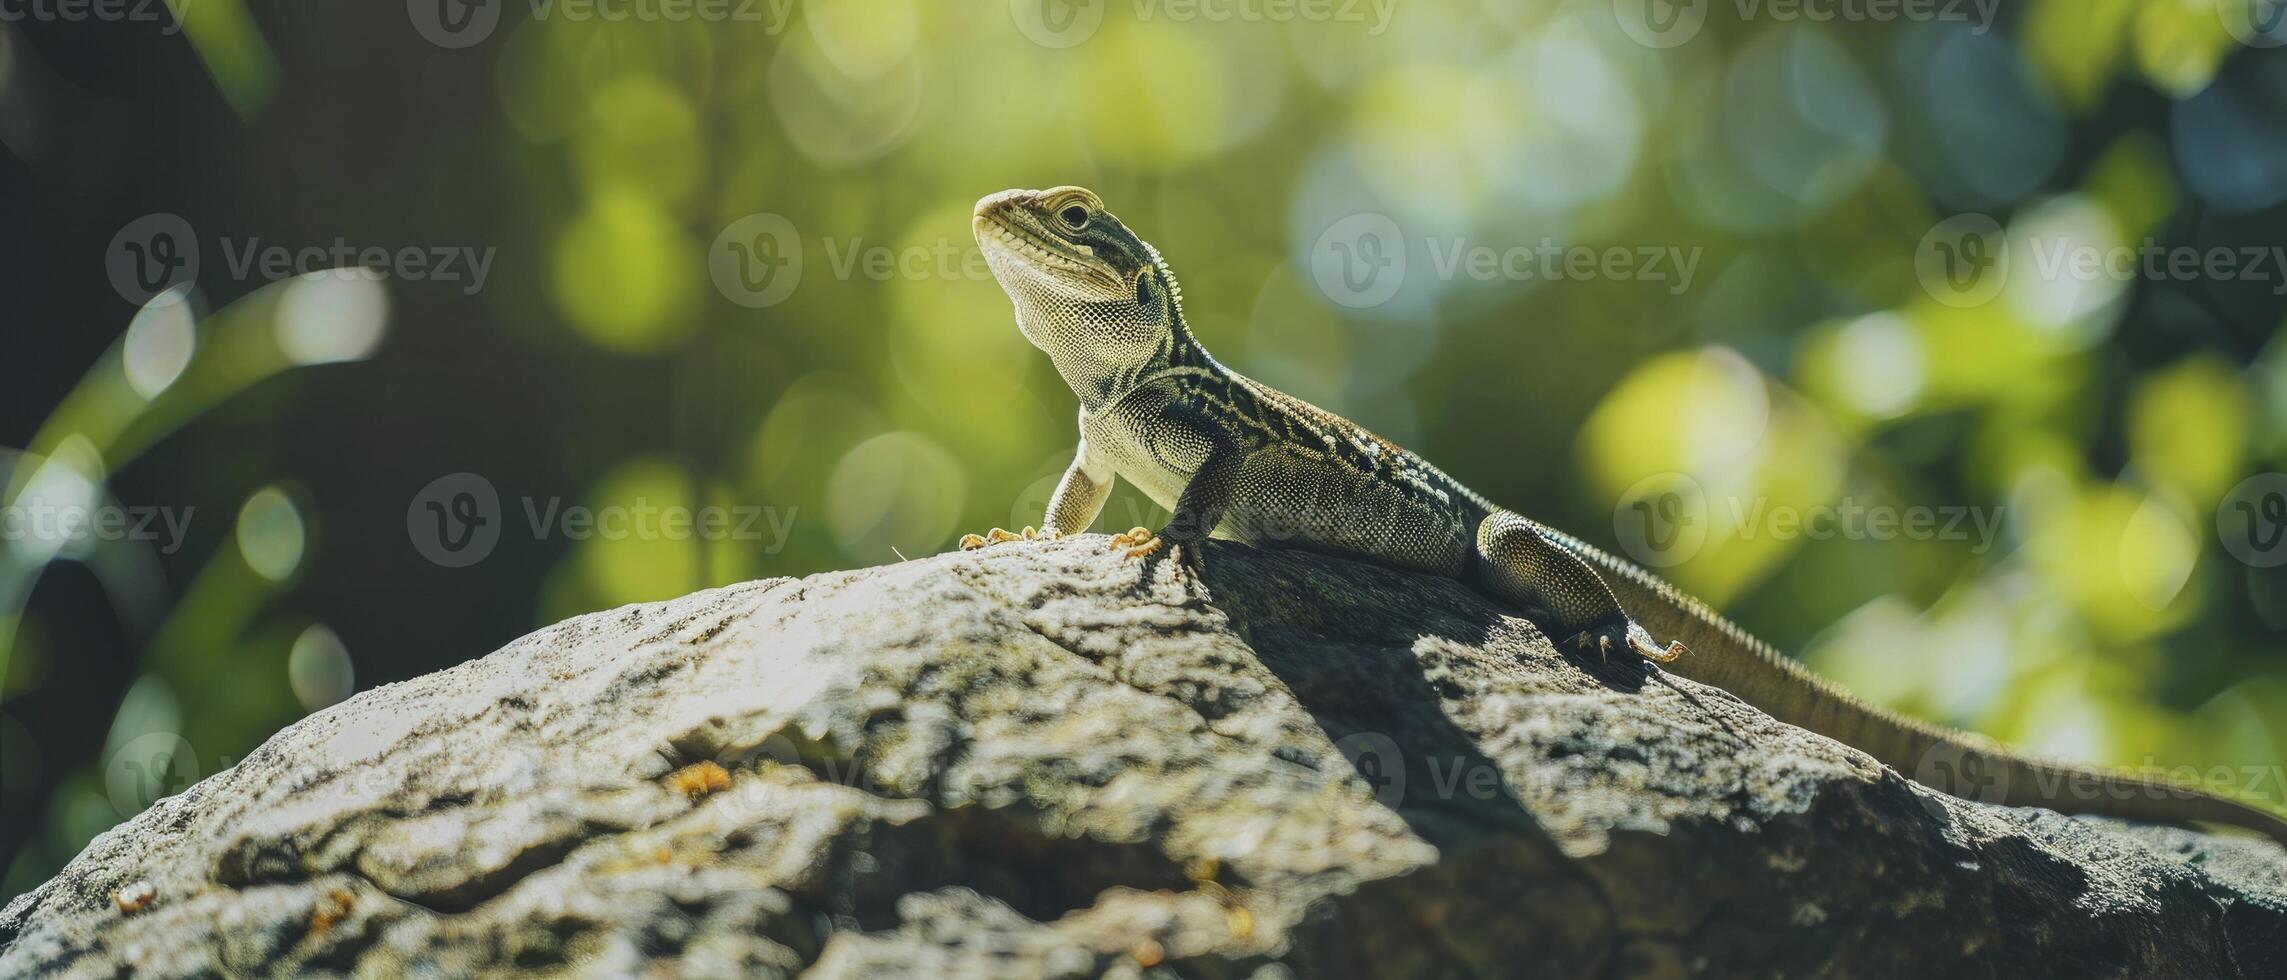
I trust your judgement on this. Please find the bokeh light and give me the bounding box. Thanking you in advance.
[236,487,305,583]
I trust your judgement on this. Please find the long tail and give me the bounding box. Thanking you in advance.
[1555,531,2287,846]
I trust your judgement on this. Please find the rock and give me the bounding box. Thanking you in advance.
[3,536,2283,977]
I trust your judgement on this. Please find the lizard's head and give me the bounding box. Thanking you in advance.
[975,186,1184,399]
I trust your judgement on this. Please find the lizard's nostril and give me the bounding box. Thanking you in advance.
[975,189,1038,220]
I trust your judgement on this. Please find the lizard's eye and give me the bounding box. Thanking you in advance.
[1058,204,1088,229]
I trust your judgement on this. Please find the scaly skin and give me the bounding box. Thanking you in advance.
[961,185,2287,845]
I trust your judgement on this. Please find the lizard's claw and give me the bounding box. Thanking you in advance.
[959,526,1055,551]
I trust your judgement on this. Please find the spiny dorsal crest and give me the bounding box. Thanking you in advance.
[1142,239,1185,313]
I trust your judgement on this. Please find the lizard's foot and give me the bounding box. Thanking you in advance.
[1107,527,1202,581]
[1565,620,1685,665]
[1107,526,1160,558]
[958,526,1055,551]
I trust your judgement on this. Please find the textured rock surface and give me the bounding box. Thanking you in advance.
[3,536,2284,977]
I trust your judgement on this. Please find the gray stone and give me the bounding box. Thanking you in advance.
[3,536,2282,977]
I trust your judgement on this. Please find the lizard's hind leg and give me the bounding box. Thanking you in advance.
[1472,511,1684,664]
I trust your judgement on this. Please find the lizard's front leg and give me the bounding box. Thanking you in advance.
[959,443,1112,550]
[1473,510,1685,664]
[1112,433,1246,578]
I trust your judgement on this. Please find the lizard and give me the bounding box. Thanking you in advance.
[957,184,2287,846]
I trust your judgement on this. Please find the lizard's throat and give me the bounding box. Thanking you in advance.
[1029,322,1130,409]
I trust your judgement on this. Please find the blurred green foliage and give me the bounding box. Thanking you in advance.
[6,0,2287,898]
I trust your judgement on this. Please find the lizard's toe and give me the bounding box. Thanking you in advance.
[958,527,1032,552]
[1633,631,1686,664]
[1166,542,1204,580]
